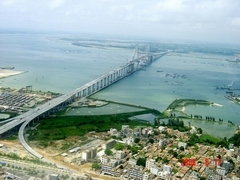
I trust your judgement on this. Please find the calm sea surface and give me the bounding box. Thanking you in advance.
[1,32,240,138]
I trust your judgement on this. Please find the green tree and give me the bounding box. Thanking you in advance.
[148,138,154,144]
[134,138,140,144]
[156,156,162,162]
[162,157,169,163]
[154,130,159,135]
[136,157,146,167]
[92,162,100,170]
[114,143,125,150]
[128,145,139,154]
[188,134,199,146]
[172,151,178,158]
[217,140,229,148]
[105,149,113,156]
[228,132,240,146]
[197,128,203,134]
[179,146,185,151]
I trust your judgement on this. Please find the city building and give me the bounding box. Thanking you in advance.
[146,159,155,170]
[178,141,187,149]
[159,138,166,148]
[227,149,235,157]
[142,172,149,180]
[163,164,172,174]
[109,128,118,136]
[82,147,97,161]
[121,125,129,134]
[48,174,59,180]
[129,166,144,180]
[216,166,226,176]
[128,158,137,166]
[190,126,197,134]
[100,155,109,164]
[222,160,230,173]
[102,139,116,150]
[101,164,121,177]
[133,128,141,137]
[69,147,80,153]
[189,171,200,180]
[150,165,160,175]
[158,126,166,133]
[115,150,126,159]
[122,137,134,145]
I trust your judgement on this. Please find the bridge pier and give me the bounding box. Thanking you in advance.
[107,76,110,85]
[148,55,153,63]
[110,74,112,83]
[88,86,91,95]
[112,73,114,82]
[83,89,87,97]
[92,84,95,92]
[97,82,99,90]
[104,76,107,86]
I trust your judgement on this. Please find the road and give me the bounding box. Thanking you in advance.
[0,156,85,179]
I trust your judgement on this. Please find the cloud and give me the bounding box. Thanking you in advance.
[48,0,65,9]
[1,0,19,6]
[231,18,240,26]
[0,0,239,44]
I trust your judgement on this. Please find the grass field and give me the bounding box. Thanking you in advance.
[27,108,159,141]
[199,134,221,144]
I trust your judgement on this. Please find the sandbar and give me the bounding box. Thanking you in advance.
[213,103,223,107]
[0,69,25,79]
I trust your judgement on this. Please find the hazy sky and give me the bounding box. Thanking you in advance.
[0,0,240,44]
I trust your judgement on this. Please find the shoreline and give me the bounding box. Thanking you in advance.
[0,69,27,79]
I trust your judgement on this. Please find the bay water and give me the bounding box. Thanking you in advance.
[1,32,239,138]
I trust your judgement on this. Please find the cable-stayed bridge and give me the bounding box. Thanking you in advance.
[0,49,169,158]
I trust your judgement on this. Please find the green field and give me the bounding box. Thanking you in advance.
[199,134,221,144]
[27,109,159,141]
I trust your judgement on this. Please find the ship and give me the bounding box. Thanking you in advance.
[0,66,15,70]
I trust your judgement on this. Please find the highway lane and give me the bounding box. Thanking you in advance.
[18,115,44,159]
[0,91,76,135]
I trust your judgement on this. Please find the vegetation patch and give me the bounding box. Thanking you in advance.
[167,99,212,111]
[27,108,159,141]
[199,134,221,144]
[60,142,74,151]
[187,133,228,147]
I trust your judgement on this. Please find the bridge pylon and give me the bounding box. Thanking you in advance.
[132,44,139,61]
